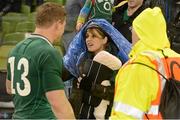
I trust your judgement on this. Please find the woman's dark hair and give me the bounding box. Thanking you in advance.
[105,40,119,56]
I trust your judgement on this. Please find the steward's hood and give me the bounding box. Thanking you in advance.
[63,19,131,77]
[129,7,170,58]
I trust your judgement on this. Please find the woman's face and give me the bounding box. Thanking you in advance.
[85,28,108,55]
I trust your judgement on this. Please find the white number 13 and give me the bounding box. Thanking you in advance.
[8,57,31,96]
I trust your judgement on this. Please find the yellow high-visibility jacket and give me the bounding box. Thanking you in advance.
[110,7,180,119]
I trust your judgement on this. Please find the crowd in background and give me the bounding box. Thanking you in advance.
[0,0,180,119]
[0,0,179,51]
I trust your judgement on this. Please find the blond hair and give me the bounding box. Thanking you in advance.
[35,2,66,28]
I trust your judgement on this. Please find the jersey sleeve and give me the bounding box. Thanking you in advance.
[77,0,92,24]
[40,49,64,92]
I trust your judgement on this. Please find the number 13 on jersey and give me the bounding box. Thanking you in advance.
[8,57,31,96]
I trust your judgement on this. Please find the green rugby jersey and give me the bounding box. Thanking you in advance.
[7,34,64,119]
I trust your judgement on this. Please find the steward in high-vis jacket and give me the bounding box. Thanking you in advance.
[110,7,180,119]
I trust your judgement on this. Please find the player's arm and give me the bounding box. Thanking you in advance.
[6,79,11,94]
[42,50,75,119]
[46,90,75,119]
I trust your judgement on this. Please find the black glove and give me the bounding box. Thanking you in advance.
[92,82,115,101]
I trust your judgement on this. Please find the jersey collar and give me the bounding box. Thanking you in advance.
[27,34,53,47]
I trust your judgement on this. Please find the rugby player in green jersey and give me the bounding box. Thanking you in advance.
[6,2,75,119]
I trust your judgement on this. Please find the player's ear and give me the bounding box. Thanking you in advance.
[57,19,66,27]
[54,20,61,29]
[58,18,65,24]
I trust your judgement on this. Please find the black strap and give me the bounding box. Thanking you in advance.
[131,62,168,81]
[145,113,149,120]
